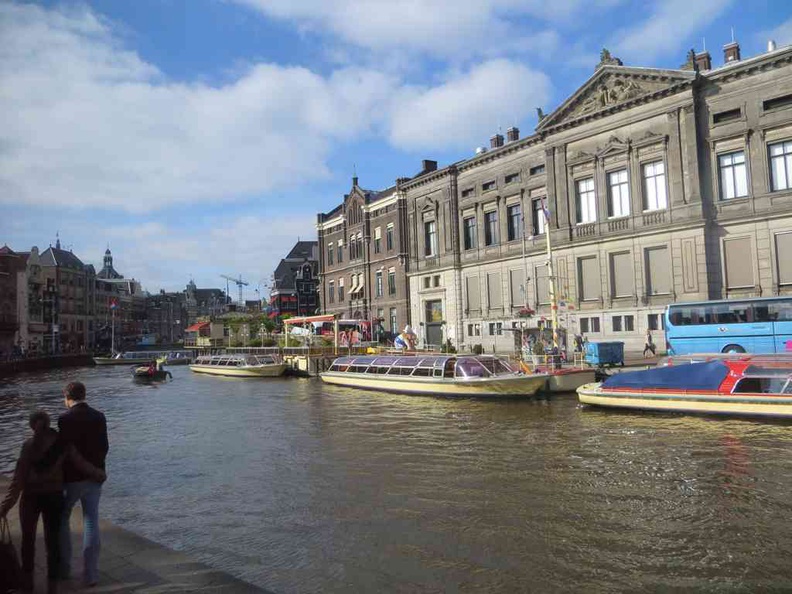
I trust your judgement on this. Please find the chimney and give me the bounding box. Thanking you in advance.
[490,133,504,148]
[695,51,712,71]
[768,39,778,52]
[421,159,437,173]
[723,41,740,63]
[506,127,519,142]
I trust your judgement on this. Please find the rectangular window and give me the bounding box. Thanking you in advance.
[578,256,600,301]
[532,198,546,235]
[424,220,437,256]
[505,172,520,184]
[507,204,522,241]
[328,282,335,304]
[769,141,792,191]
[466,276,481,311]
[328,242,334,265]
[723,237,754,289]
[461,188,474,198]
[624,315,634,331]
[607,169,630,218]
[375,271,383,297]
[349,234,356,260]
[433,275,440,288]
[489,322,496,336]
[610,252,633,298]
[474,324,481,336]
[386,224,394,251]
[484,211,499,246]
[713,108,741,124]
[591,317,600,333]
[374,227,382,253]
[718,150,748,200]
[423,277,431,289]
[580,317,589,334]
[648,313,660,331]
[645,246,671,295]
[463,216,477,250]
[576,178,596,223]
[468,323,474,337]
[643,161,667,211]
[388,268,396,295]
[338,278,344,301]
[777,233,792,285]
[389,308,397,334]
[425,300,443,323]
[337,240,343,263]
[530,164,545,176]
[487,272,502,309]
[612,315,622,332]
[764,94,792,112]
[482,180,496,192]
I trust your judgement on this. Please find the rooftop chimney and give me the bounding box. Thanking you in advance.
[506,127,519,142]
[768,39,778,52]
[421,159,437,173]
[490,133,504,149]
[723,41,740,63]
[695,51,712,71]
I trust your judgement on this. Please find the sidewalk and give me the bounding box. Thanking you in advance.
[0,477,266,593]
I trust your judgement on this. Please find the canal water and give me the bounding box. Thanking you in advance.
[2,365,792,592]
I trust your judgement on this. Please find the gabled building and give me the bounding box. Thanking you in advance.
[269,240,320,318]
[0,246,27,355]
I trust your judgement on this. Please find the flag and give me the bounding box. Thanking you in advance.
[541,196,551,224]
[109,298,118,310]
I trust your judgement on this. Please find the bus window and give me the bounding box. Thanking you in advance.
[770,301,792,321]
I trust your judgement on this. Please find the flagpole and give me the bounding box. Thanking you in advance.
[543,200,559,350]
[111,306,115,355]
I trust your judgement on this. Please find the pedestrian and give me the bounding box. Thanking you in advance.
[0,410,105,594]
[643,329,656,358]
[58,382,109,588]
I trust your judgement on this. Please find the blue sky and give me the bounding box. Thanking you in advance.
[1,0,790,295]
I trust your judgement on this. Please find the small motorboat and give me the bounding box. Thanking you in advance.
[132,358,172,382]
[321,354,548,397]
[578,356,792,418]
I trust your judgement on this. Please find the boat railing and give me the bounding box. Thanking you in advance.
[516,352,588,373]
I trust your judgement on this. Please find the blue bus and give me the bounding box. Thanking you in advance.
[665,297,792,355]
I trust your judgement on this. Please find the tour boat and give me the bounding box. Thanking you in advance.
[320,354,549,397]
[94,350,193,366]
[577,357,792,417]
[189,354,287,378]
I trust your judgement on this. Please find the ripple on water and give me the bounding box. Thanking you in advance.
[3,366,792,592]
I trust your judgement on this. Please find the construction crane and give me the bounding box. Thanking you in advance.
[220,274,249,306]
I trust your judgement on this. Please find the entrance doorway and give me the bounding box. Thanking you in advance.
[424,299,443,349]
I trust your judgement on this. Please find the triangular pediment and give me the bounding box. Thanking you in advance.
[537,66,696,132]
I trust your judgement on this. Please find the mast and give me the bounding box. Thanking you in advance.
[543,201,559,349]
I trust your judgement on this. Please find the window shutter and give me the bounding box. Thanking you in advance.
[487,272,502,309]
[509,269,525,307]
[723,237,754,289]
[777,233,792,285]
[645,247,671,295]
[578,257,600,301]
[610,252,633,298]
[466,276,481,311]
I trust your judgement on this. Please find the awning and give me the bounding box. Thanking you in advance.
[284,314,337,326]
[185,321,210,332]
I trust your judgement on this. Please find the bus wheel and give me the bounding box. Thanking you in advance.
[722,344,745,354]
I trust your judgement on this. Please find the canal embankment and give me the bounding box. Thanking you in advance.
[0,354,95,379]
[0,476,267,593]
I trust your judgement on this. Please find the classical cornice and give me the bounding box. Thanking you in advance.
[704,45,792,84]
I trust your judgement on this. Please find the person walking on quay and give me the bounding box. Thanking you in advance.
[643,329,656,358]
[0,410,105,593]
[58,382,109,588]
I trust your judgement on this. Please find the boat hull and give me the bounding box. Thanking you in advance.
[321,371,548,397]
[578,383,792,418]
[94,357,152,366]
[545,369,597,392]
[189,363,287,378]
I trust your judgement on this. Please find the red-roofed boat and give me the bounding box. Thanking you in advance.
[577,355,792,418]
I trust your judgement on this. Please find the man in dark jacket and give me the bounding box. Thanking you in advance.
[58,381,108,587]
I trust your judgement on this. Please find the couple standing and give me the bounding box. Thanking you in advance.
[0,381,108,592]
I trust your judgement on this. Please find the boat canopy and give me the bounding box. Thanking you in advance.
[602,360,730,390]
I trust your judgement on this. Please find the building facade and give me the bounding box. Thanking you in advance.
[0,246,27,355]
[398,43,792,353]
[269,240,320,319]
[317,176,411,336]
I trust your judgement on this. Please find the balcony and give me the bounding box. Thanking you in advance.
[642,210,666,226]
[607,218,629,233]
[574,223,597,238]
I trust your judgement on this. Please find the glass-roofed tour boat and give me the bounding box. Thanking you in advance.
[190,354,287,378]
[577,355,792,418]
[320,354,549,397]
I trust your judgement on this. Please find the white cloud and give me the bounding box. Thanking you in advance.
[613,0,735,63]
[389,60,551,150]
[0,3,395,213]
[233,0,618,60]
[759,17,792,48]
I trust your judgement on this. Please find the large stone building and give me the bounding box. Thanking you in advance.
[317,174,416,336]
[269,240,320,319]
[317,42,792,352]
[0,246,27,355]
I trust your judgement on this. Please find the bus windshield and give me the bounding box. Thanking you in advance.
[665,298,792,355]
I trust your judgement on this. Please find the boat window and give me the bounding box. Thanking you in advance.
[455,358,488,378]
[733,377,788,394]
[783,380,792,394]
[444,359,455,378]
[411,368,432,377]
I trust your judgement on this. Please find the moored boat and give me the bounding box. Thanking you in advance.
[577,357,792,418]
[94,350,193,366]
[189,354,287,378]
[320,354,548,397]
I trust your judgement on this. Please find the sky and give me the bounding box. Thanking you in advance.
[1,0,791,297]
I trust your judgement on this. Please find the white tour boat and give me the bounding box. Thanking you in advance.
[189,354,287,378]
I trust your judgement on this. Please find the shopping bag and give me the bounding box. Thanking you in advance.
[0,516,22,593]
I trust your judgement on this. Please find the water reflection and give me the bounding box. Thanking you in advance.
[2,367,792,592]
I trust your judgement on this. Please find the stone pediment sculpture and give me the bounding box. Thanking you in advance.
[577,77,646,115]
[596,48,623,70]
